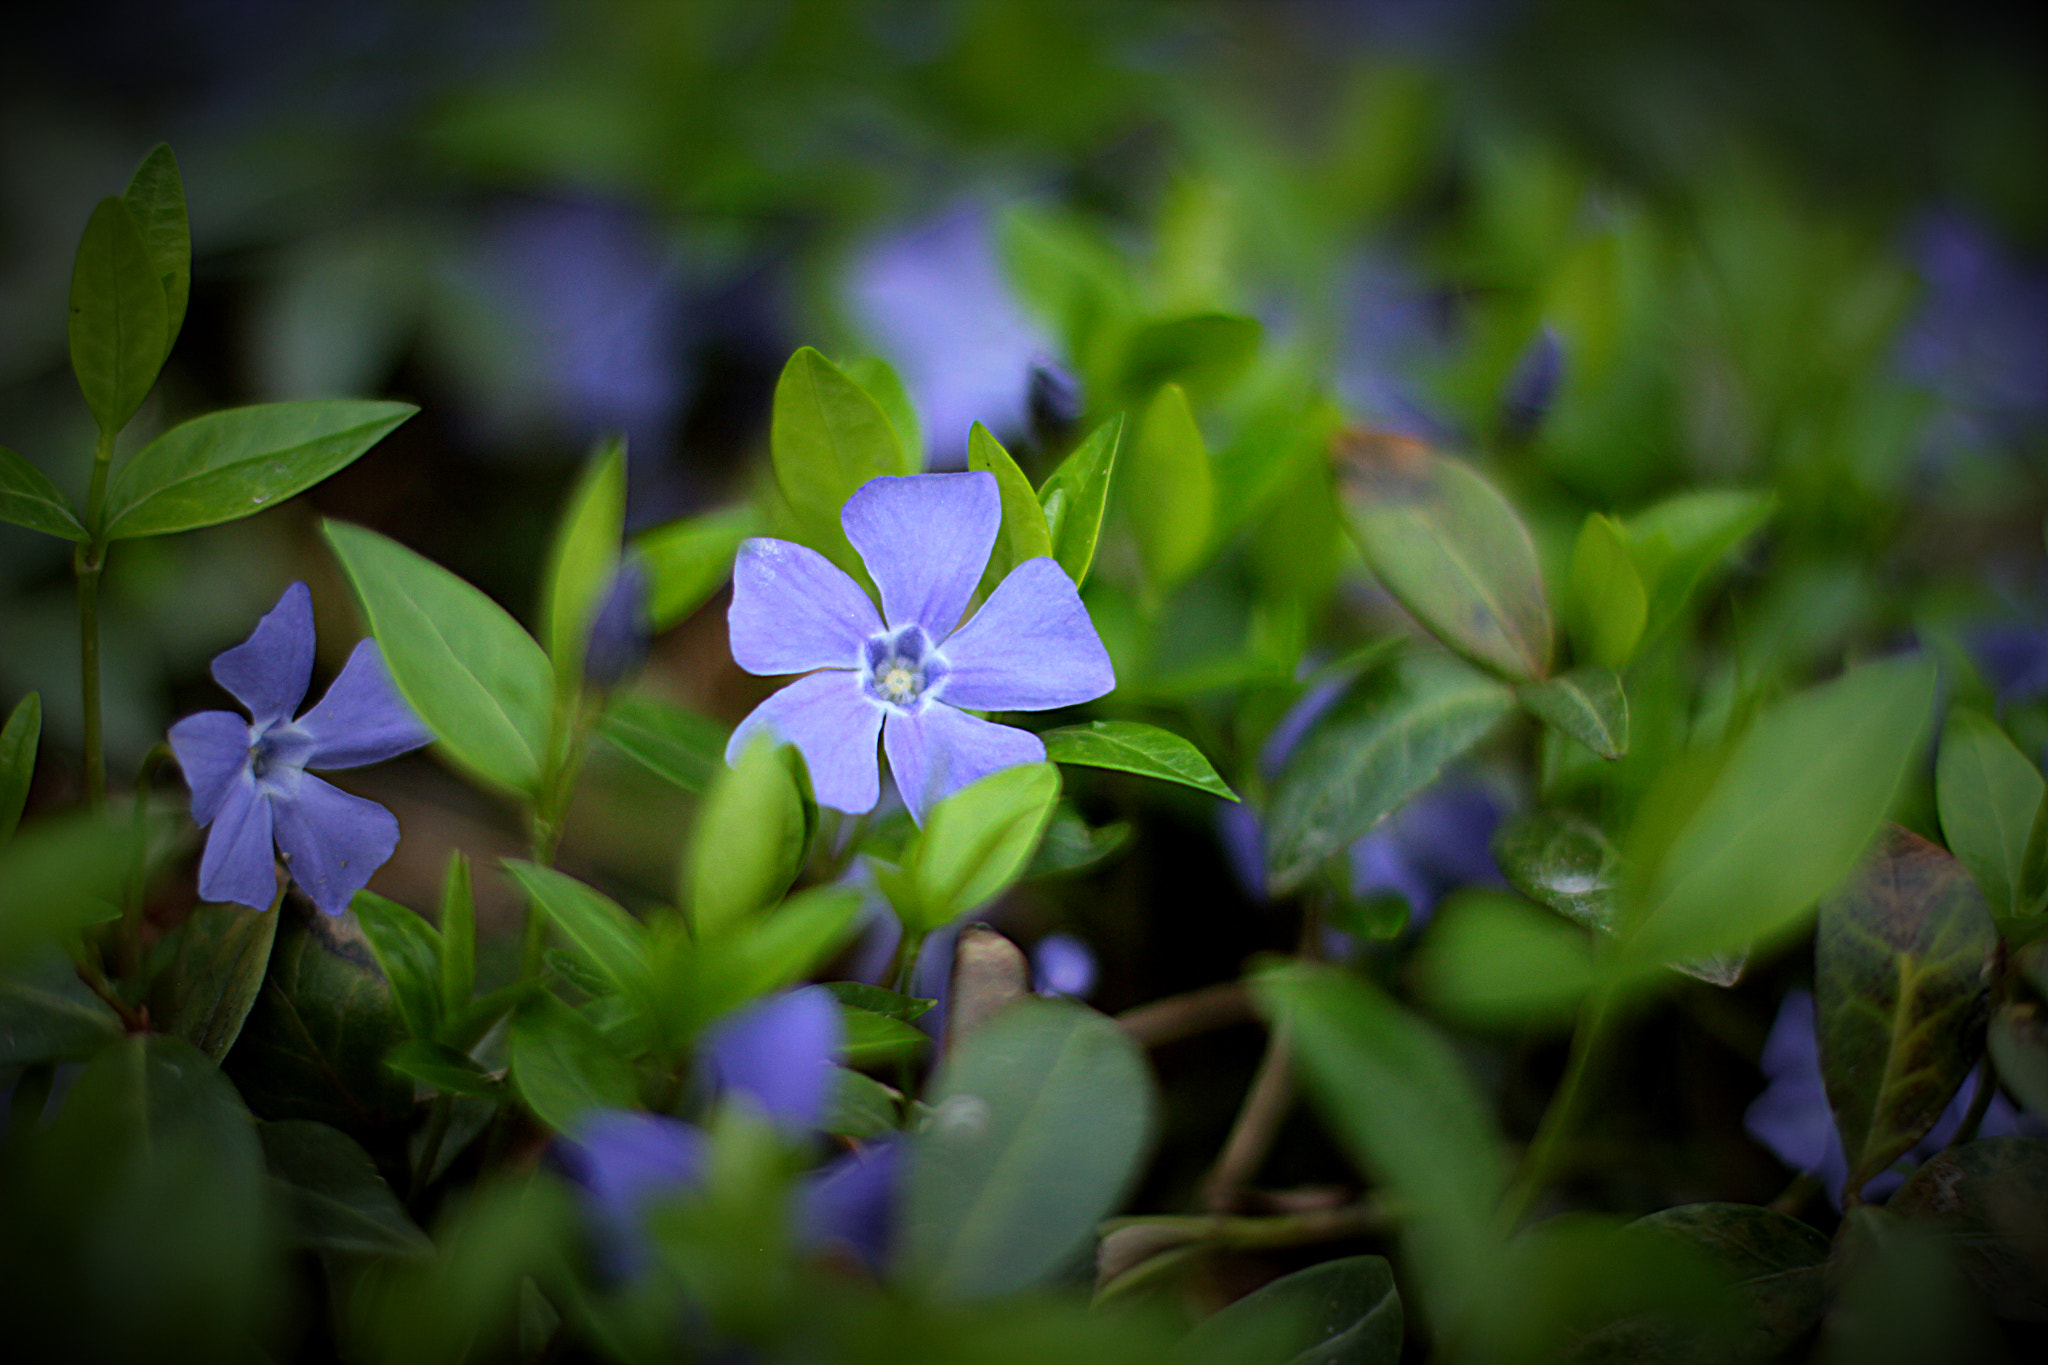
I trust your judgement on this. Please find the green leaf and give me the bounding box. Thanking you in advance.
[900,998,1153,1299]
[105,400,417,539]
[1173,1255,1403,1365]
[1623,655,1938,970]
[385,1039,507,1101]
[351,891,445,1043]
[1416,892,1596,1029]
[881,763,1062,933]
[1040,719,1237,801]
[1626,1204,1830,1363]
[323,519,554,796]
[148,896,281,1063]
[260,1119,432,1256]
[1256,964,1509,1332]
[439,851,476,1023]
[597,694,725,793]
[1625,488,1774,642]
[1038,414,1121,588]
[0,691,42,846]
[503,861,651,1004]
[1518,665,1629,760]
[1936,707,2044,927]
[1567,512,1646,669]
[539,436,626,688]
[1888,1137,2048,1321]
[825,1067,905,1140]
[1128,383,1215,593]
[0,448,86,540]
[822,981,935,1024]
[1025,803,1132,879]
[68,195,168,436]
[121,143,191,349]
[1265,652,1514,894]
[0,962,122,1066]
[840,1005,929,1066]
[841,355,922,473]
[969,422,1054,595]
[1118,313,1262,400]
[1988,997,2048,1120]
[1817,826,1998,1200]
[770,347,907,582]
[508,994,639,1132]
[0,810,133,969]
[701,884,865,1015]
[635,505,756,630]
[1336,433,1552,682]
[685,734,807,939]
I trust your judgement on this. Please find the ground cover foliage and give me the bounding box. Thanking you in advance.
[3,2,2047,1360]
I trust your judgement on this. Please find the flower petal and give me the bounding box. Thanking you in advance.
[560,1110,708,1270]
[169,710,252,825]
[211,582,317,726]
[842,472,998,637]
[702,985,843,1138]
[796,1139,900,1269]
[726,671,883,815]
[882,702,1045,825]
[936,557,1114,710]
[729,537,881,675]
[295,640,436,769]
[270,773,401,917]
[197,779,278,912]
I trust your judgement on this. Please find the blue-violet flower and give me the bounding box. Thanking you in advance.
[725,471,1114,824]
[167,582,433,916]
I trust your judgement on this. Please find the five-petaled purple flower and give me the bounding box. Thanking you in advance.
[725,472,1114,824]
[168,582,433,917]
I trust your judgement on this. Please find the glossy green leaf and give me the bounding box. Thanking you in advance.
[540,436,626,686]
[503,861,651,1003]
[0,810,134,969]
[0,962,122,1066]
[900,998,1153,1298]
[770,346,906,582]
[260,1119,432,1256]
[323,519,554,796]
[68,194,168,436]
[1025,803,1132,878]
[1119,313,1261,400]
[105,399,416,539]
[1888,1137,2048,1321]
[0,449,85,540]
[597,694,724,794]
[1568,512,1646,669]
[1417,892,1596,1028]
[880,762,1061,933]
[1038,414,1121,587]
[1519,665,1628,760]
[148,896,281,1063]
[841,355,921,474]
[840,1005,929,1066]
[1624,655,1937,970]
[508,994,639,1132]
[386,1038,507,1100]
[1127,383,1214,593]
[439,851,476,1022]
[1173,1255,1403,1365]
[1936,707,2044,927]
[1336,432,1552,682]
[352,891,445,1043]
[1040,719,1237,800]
[1627,1203,1830,1362]
[1256,964,1508,1332]
[635,505,755,630]
[121,143,190,348]
[1817,826,1997,1200]
[1265,652,1514,894]
[968,422,1054,595]
[0,691,41,845]
[685,734,807,939]
[1626,488,1774,642]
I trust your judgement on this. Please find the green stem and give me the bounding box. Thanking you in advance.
[889,927,928,998]
[1500,987,1617,1229]
[77,428,115,809]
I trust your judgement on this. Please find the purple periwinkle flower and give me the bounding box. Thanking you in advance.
[725,471,1115,824]
[167,582,432,917]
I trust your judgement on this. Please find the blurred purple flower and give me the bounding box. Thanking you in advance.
[1967,621,2048,708]
[1031,932,1097,999]
[1897,211,2048,438]
[1500,324,1565,440]
[702,986,841,1139]
[167,583,432,916]
[1334,251,1464,449]
[725,472,1114,824]
[582,556,652,690]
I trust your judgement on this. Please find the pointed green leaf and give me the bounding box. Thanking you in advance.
[770,347,907,582]
[105,400,416,539]
[839,1005,930,1066]
[439,851,476,1023]
[1038,414,1120,587]
[0,448,85,540]
[1567,512,1646,669]
[1128,383,1214,593]
[1039,719,1236,800]
[1627,1204,1830,1361]
[598,694,725,793]
[508,994,639,1132]
[635,505,756,630]
[540,436,626,686]
[1818,826,1997,1200]
[1265,652,1514,894]
[148,895,281,1063]
[685,735,807,939]
[968,422,1054,595]
[841,355,921,472]
[351,891,445,1043]
[1625,488,1774,642]
[822,981,936,1023]
[260,1119,432,1256]
[885,763,1061,933]
[1173,1255,1403,1365]
[122,143,191,348]
[1336,432,1552,682]
[323,519,554,796]
[1518,665,1629,760]
[69,195,168,436]
[0,692,41,846]
[900,998,1153,1298]
[385,1039,507,1101]
[503,861,651,1004]
[1936,707,2044,928]
[1416,892,1596,1028]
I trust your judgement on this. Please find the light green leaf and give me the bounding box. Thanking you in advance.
[323,519,554,796]
[105,400,417,540]
[1118,313,1262,400]
[1518,665,1629,760]
[508,995,639,1132]
[685,735,807,940]
[1416,892,1596,1029]
[1,692,42,846]
[1336,432,1552,682]
[1625,488,1774,642]
[122,143,191,349]
[635,505,756,630]
[1172,1254,1403,1365]
[1038,414,1121,588]
[0,449,85,540]
[1040,719,1236,800]
[68,195,168,436]
[503,861,651,1004]
[540,436,626,686]
[968,422,1054,596]
[770,347,906,583]
[714,884,864,1007]
[841,355,921,472]
[260,1119,432,1256]
[147,895,281,1063]
[598,694,725,793]
[1567,512,1646,669]
[351,891,445,1043]
[1128,383,1214,594]
[900,999,1153,1299]
[1936,707,2044,928]
[881,763,1062,933]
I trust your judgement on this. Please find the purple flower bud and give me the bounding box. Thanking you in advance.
[1500,324,1564,441]
[583,557,652,689]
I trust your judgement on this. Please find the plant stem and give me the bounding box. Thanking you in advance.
[1198,1022,1295,1212]
[1500,987,1617,1229]
[76,428,115,809]
[1116,981,1253,1047]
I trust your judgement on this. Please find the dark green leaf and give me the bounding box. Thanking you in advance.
[1025,803,1132,878]
[825,1067,904,1140]
[770,346,906,583]
[1265,652,1514,894]
[121,143,190,348]
[148,896,281,1063]
[1335,431,1552,682]
[840,1006,929,1066]
[1041,719,1238,800]
[900,999,1153,1298]
[1119,313,1262,399]
[0,958,122,1066]
[260,1118,432,1256]
[880,762,1062,933]
[503,861,651,1004]
[822,981,935,1024]
[1568,512,1646,670]
[385,1038,507,1100]
[685,734,808,939]
[1038,414,1121,588]
[508,994,639,1132]
[635,505,755,630]
[104,400,416,539]
[1128,383,1215,593]
[1518,665,1629,760]
[351,891,445,1043]
[1817,826,1997,1199]
[597,693,725,793]
[324,519,554,796]
[1628,1203,1830,1362]
[0,691,41,845]
[1416,892,1596,1029]
[68,195,168,435]
[969,422,1054,596]
[0,449,85,540]
[1936,707,2044,928]
[1174,1255,1403,1365]
[540,436,626,687]
[1887,1137,2048,1321]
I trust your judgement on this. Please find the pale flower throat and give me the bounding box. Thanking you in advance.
[862,624,948,713]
